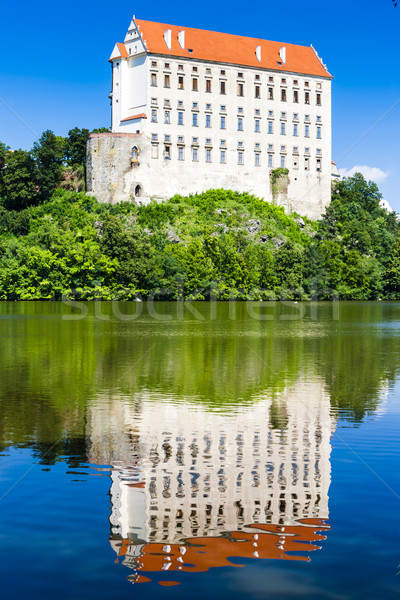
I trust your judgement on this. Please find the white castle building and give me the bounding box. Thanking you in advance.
[86,16,333,219]
[87,380,335,582]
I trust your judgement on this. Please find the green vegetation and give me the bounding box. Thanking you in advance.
[0,128,399,300]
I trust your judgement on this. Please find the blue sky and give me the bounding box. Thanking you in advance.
[0,0,399,209]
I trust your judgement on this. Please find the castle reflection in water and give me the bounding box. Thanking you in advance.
[87,380,335,585]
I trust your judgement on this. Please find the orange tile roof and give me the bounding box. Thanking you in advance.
[117,42,128,58]
[136,19,332,78]
[120,113,147,122]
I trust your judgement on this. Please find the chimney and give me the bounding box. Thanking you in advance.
[164,29,172,50]
[178,30,185,49]
[256,45,261,61]
[279,46,286,64]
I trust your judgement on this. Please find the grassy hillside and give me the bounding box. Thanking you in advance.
[0,175,399,301]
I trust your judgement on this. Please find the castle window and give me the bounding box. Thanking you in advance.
[164,99,171,107]
[255,85,261,99]
[316,126,321,139]
[317,158,321,172]
[164,62,170,69]
[281,88,287,102]
[220,139,226,146]
[268,110,274,117]
[305,91,310,104]
[192,66,198,72]
[238,141,243,147]
[293,79,298,86]
[293,113,299,121]
[178,64,184,71]
[255,152,260,166]
[268,87,274,100]
[237,117,243,131]
[238,151,244,165]
[206,68,211,74]
[192,77,198,91]
[268,121,273,134]
[178,146,185,161]
[238,72,244,78]
[178,136,184,143]
[206,148,212,163]
[164,145,171,160]
[151,61,157,67]
[238,107,244,113]
[293,146,299,154]
[164,135,171,142]
[268,154,273,167]
[178,111,184,125]
[269,76,274,82]
[305,124,310,137]
[164,110,170,124]
[280,155,286,168]
[305,81,309,87]
[151,109,157,122]
[192,147,198,161]
[280,145,286,153]
[151,97,157,105]
[205,138,212,145]
[220,80,226,94]
[317,82,322,89]
[293,90,299,103]
[316,93,322,106]
[151,73,157,86]
[178,76,184,90]
[305,157,310,170]
[220,149,226,163]
[220,105,226,112]
[281,111,286,119]
[255,143,260,149]
[206,79,212,93]
[205,114,211,128]
[151,144,159,159]
[178,100,183,107]
[316,148,322,155]
[280,122,286,135]
[220,115,226,129]
[237,83,244,96]
[192,113,198,127]
[131,146,139,164]
[255,109,260,115]
[164,74,170,88]
[206,103,212,110]
[293,123,298,136]
[151,133,158,141]
[254,119,260,133]
[268,144,273,151]
[305,147,310,154]
[220,69,226,76]
[293,159,299,170]
[316,115,321,122]
[255,74,260,81]
[192,137,198,144]
[192,102,199,109]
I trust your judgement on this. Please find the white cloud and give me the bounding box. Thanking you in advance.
[338,165,389,184]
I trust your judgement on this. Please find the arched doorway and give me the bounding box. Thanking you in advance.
[134,184,142,197]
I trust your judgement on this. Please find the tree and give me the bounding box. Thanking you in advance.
[1,150,38,210]
[32,130,65,202]
[64,127,89,167]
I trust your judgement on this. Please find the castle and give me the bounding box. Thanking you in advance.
[86,16,333,219]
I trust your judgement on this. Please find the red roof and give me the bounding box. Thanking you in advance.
[120,113,147,122]
[136,19,331,78]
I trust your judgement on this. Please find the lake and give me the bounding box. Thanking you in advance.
[0,301,399,599]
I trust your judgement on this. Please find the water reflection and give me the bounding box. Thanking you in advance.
[87,380,334,584]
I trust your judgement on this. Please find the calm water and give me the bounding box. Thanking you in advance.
[0,301,399,599]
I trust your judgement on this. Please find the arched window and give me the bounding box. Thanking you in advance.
[134,185,141,197]
[131,146,138,161]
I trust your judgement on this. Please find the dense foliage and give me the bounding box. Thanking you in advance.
[0,159,398,299]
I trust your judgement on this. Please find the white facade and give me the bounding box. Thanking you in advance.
[87,17,333,219]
